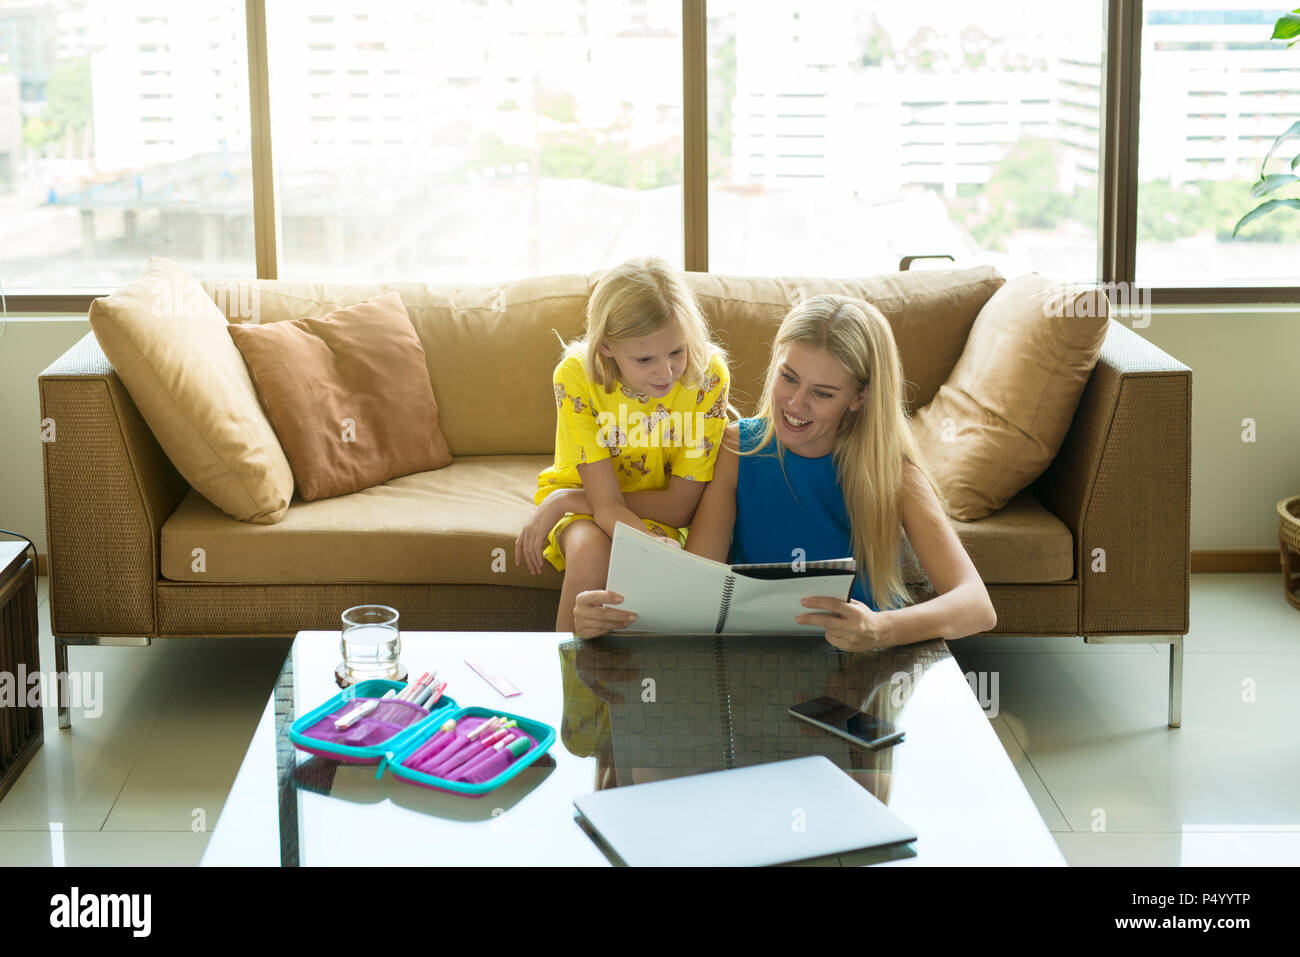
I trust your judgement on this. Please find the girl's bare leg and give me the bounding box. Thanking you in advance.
[555,519,613,632]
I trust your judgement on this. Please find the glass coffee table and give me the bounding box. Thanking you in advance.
[201,631,1064,866]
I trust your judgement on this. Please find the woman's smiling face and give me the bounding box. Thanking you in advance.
[771,341,865,458]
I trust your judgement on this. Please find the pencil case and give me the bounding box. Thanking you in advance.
[289,678,459,765]
[379,706,557,798]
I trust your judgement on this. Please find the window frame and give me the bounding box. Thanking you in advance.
[5,0,1297,311]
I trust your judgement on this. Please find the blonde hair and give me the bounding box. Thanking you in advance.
[563,256,723,392]
[744,295,950,611]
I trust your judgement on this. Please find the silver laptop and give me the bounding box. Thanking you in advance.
[573,756,917,867]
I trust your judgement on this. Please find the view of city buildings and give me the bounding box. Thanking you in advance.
[1,0,1297,290]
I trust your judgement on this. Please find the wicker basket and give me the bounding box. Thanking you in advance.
[1278,495,1300,612]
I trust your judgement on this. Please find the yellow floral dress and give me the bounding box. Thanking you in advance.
[536,350,730,572]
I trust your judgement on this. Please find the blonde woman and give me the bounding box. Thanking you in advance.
[516,256,731,632]
[574,295,996,650]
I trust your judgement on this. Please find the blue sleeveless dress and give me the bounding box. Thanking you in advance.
[729,417,878,610]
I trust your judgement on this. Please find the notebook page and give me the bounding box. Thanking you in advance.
[723,570,857,635]
[605,523,732,634]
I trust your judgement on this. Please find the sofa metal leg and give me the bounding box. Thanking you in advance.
[1083,634,1184,728]
[1167,636,1183,729]
[53,635,152,730]
[55,636,70,730]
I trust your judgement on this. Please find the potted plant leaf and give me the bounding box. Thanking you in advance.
[1233,8,1300,236]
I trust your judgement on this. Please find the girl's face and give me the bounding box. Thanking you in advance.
[770,341,865,458]
[598,323,688,398]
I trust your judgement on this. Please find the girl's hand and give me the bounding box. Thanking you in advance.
[515,497,565,576]
[574,590,638,639]
[796,597,892,652]
[651,535,682,549]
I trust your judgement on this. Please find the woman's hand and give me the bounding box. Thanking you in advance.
[796,596,892,652]
[515,496,567,575]
[574,590,638,639]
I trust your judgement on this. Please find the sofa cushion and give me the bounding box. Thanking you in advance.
[228,293,452,501]
[90,257,294,523]
[205,275,592,457]
[161,455,565,587]
[199,267,1002,455]
[684,267,1005,415]
[160,457,1072,586]
[911,275,1110,521]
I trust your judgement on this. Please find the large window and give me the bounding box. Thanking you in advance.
[1,0,1297,301]
[707,0,1103,281]
[1136,0,1300,286]
[266,1,682,283]
[0,0,254,291]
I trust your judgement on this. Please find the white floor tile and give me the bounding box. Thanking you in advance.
[989,714,1070,832]
[5,573,1297,866]
[0,828,210,866]
[1054,830,1300,867]
[1184,573,1300,654]
[0,654,185,830]
[954,650,1300,833]
[103,646,287,831]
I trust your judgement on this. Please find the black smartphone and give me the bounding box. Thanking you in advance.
[788,696,905,750]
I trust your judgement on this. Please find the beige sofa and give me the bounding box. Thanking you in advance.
[39,266,1192,726]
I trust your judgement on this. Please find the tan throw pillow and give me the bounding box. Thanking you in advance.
[912,274,1109,521]
[228,292,452,501]
[686,267,1004,415]
[88,257,294,524]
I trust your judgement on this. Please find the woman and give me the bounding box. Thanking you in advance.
[573,295,997,650]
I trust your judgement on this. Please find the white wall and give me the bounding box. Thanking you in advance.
[0,316,94,556]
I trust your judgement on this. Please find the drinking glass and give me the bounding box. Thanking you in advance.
[340,605,401,682]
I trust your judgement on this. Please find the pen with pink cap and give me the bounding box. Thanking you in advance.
[406,717,459,766]
[449,736,533,784]
[426,718,515,776]
[413,716,494,772]
[454,726,527,778]
[411,679,447,710]
[434,732,512,777]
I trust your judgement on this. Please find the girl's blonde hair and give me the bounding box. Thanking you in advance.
[564,256,723,392]
[744,295,950,611]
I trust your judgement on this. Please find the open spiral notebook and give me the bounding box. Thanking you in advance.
[604,522,857,635]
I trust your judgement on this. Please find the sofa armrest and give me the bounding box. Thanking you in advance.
[1031,320,1191,636]
[39,332,190,638]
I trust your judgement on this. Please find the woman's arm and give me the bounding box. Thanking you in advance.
[888,460,997,643]
[798,460,996,649]
[683,423,739,562]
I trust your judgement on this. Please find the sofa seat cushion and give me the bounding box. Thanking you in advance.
[161,461,1073,587]
[946,489,1074,583]
[161,456,564,587]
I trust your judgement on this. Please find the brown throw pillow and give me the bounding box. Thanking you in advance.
[911,274,1109,521]
[228,292,452,501]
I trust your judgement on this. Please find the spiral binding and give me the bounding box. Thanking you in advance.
[714,574,736,634]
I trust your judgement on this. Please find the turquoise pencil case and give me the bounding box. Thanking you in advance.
[379,706,556,798]
[289,678,459,765]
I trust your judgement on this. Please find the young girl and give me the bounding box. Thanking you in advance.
[574,294,997,650]
[515,256,731,631]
